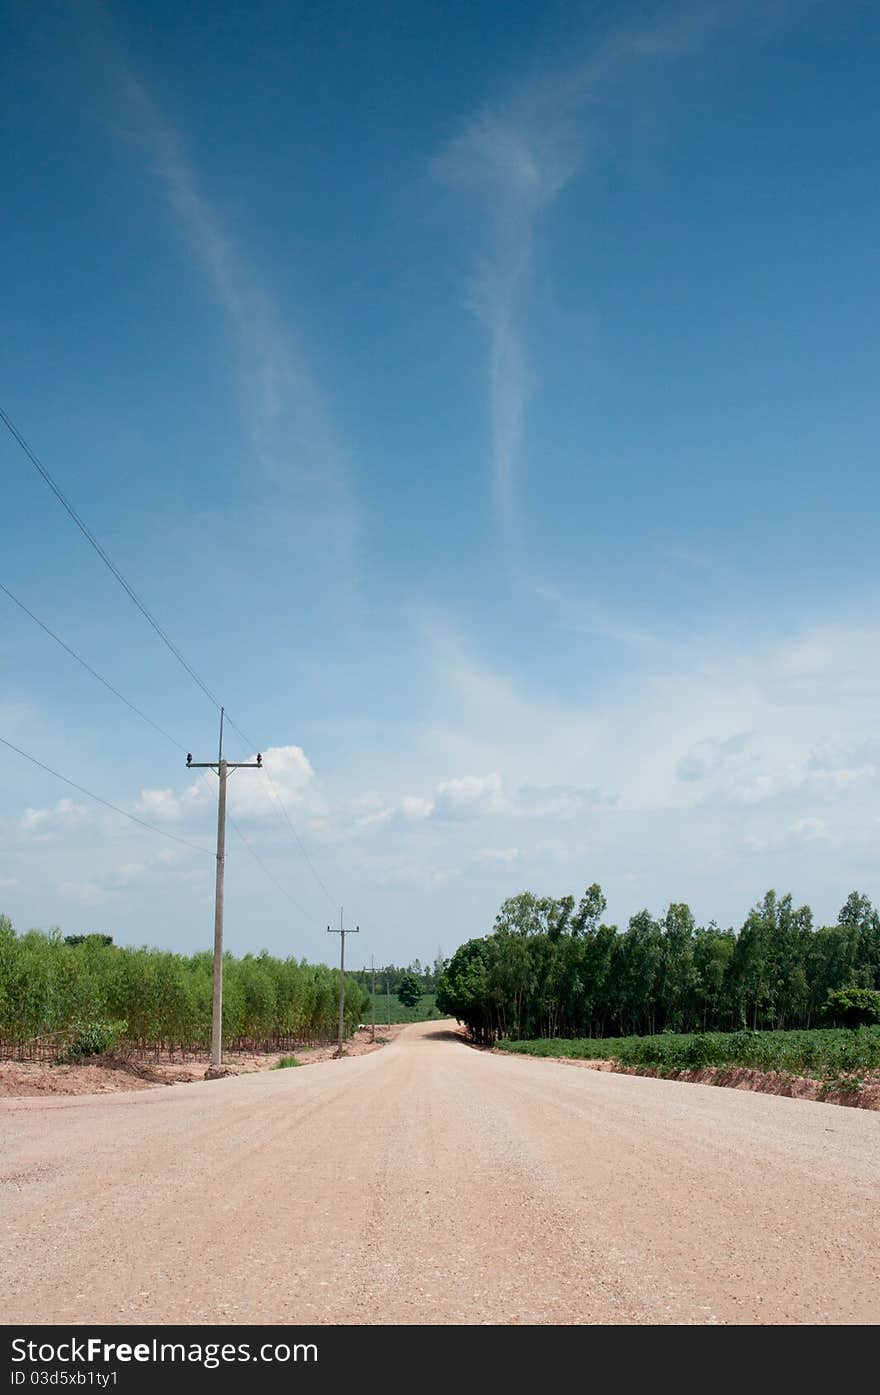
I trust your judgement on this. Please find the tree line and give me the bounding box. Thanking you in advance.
[0,916,370,1051]
[348,955,445,998]
[435,886,880,1043]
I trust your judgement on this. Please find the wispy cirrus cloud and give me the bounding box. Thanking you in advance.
[531,581,666,654]
[81,11,356,543]
[434,97,581,517]
[433,1,807,519]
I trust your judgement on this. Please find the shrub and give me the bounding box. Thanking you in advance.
[821,986,880,1029]
[273,1055,301,1069]
[56,1020,126,1063]
[501,1026,880,1080]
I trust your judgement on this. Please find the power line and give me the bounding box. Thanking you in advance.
[261,767,339,910]
[225,811,313,918]
[0,583,315,911]
[221,711,256,752]
[0,581,182,753]
[0,733,213,855]
[0,404,222,710]
[224,709,340,910]
[191,774,320,919]
[2,404,342,911]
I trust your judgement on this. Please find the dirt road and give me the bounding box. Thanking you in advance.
[3,1020,878,1325]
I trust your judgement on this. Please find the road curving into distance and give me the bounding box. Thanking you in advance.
[3,1019,878,1324]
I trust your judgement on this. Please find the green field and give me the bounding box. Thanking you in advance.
[363,992,439,1025]
[496,1026,880,1081]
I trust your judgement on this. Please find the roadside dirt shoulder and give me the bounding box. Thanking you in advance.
[0,1024,410,1097]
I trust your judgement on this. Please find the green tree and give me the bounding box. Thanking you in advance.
[821,985,880,1028]
[436,940,493,1041]
[397,972,422,1008]
[571,883,607,937]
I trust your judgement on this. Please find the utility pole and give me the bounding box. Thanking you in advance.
[371,954,376,1043]
[327,909,358,1058]
[187,708,262,1072]
[386,972,391,1030]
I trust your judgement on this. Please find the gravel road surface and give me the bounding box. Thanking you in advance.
[3,1020,878,1324]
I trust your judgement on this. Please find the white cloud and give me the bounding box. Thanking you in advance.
[347,794,394,834]
[677,732,757,782]
[10,596,878,950]
[56,11,360,604]
[141,746,317,826]
[435,103,578,514]
[20,798,89,836]
[58,880,107,904]
[306,791,394,844]
[743,817,833,855]
[134,787,183,821]
[227,744,315,820]
[789,817,830,843]
[807,735,880,776]
[389,607,880,923]
[435,772,508,816]
[516,785,606,819]
[390,771,603,828]
[531,582,663,654]
[432,2,807,520]
[105,58,353,512]
[362,856,461,889]
[115,862,148,885]
[111,848,196,888]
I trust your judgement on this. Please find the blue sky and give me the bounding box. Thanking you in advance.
[2,0,880,968]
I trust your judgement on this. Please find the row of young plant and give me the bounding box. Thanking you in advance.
[496,1024,880,1080]
[0,916,371,1053]
[436,886,880,1043]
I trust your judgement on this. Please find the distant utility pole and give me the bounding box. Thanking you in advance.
[327,909,358,1058]
[386,972,391,1030]
[371,955,376,1043]
[187,708,262,1071]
